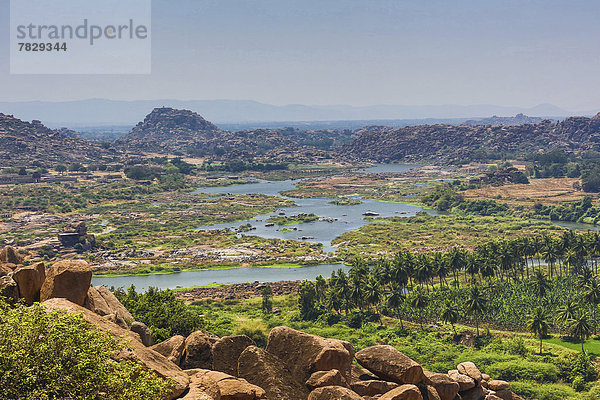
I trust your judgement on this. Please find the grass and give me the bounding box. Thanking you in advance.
[544,337,600,356]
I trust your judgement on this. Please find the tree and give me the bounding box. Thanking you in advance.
[570,313,592,352]
[584,278,600,334]
[386,283,405,330]
[115,286,202,342]
[527,307,549,355]
[531,269,551,303]
[409,287,429,330]
[298,280,318,320]
[556,300,579,331]
[262,284,273,314]
[442,302,459,335]
[0,298,173,399]
[55,164,67,175]
[465,286,487,336]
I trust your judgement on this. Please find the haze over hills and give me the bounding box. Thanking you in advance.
[0,99,573,127]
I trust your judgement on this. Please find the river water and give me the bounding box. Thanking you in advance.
[92,164,430,290]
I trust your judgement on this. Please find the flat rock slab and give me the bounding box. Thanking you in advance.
[355,345,424,384]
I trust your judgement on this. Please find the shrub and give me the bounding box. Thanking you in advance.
[486,360,559,383]
[0,299,172,399]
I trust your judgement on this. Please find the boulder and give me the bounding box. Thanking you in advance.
[42,298,190,399]
[307,369,348,390]
[0,275,19,302]
[457,362,483,382]
[12,262,45,305]
[307,386,362,400]
[485,396,502,400]
[460,386,485,400]
[238,345,310,400]
[95,286,134,325]
[0,246,23,265]
[493,390,514,400]
[183,369,266,400]
[40,260,92,305]
[212,335,255,376]
[350,363,379,382]
[84,286,113,316]
[152,335,186,365]
[448,370,475,391]
[482,374,490,382]
[425,385,442,400]
[487,380,510,391]
[266,326,354,382]
[0,264,12,277]
[350,380,399,396]
[131,321,154,346]
[355,345,424,385]
[378,384,423,400]
[181,331,213,369]
[424,371,460,400]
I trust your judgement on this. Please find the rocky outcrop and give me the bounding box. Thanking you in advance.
[183,369,267,400]
[152,335,186,365]
[307,370,348,390]
[181,331,213,369]
[42,298,190,399]
[0,275,19,302]
[423,371,460,400]
[378,384,423,400]
[212,335,255,376]
[350,380,399,397]
[40,260,92,305]
[265,326,354,383]
[95,285,134,325]
[307,386,362,400]
[355,345,424,385]
[131,321,154,347]
[0,246,23,264]
[12,262,45,305]
[238,345,310,400]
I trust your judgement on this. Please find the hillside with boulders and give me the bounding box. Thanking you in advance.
[0,113,118,166]
[1,245,525,400]
[340,113,600,164]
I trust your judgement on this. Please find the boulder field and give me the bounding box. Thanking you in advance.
[1,246,524,400]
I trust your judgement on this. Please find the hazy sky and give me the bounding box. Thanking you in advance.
[1,0,599,110]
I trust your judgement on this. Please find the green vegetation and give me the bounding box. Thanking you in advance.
[114,286,203,342]
[0,298,173,400]
[535,196,600,224]
[265,213,319,225]
[330,197,362,206]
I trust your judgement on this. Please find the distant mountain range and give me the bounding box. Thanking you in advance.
[0,99,575,127]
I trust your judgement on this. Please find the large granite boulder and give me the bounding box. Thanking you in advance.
[307,369,348,390]
[212,335,255,376]
[457,362,483,382]
[152,335,186,365]
[448,369,476,391]
[265,326,354,382]
[424,371,460,400]
[378,384,423,400]
[40,260,92,305]
[238,345,310,400]
[350,380,399,397]
[42,298,190,399]
[12,262,45,305]
[95,286,134,325]
[181,331,213,369]
[307,386,362,400]
[355,345,424,385]
[183,369,267,400]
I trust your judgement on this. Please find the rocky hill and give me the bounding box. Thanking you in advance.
[340,113,600,164]
[464,114,544,126]
[116,107,297,157]
[0,113,117,166]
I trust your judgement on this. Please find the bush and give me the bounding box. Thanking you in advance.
[0,299,172,399]
[486,360,559,383]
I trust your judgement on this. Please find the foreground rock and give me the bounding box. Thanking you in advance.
[12,262,45,305]
[266,326,354,382]
[0,246,23,265]
[307,369,348,390]
[152,335,186,365]
[181,331,213,369]
[42,298,189,399]
[424,371,460,400]
[350,380,399,396]
[40,260,92,305]
[457,362,483,382]
[182,369,266,400]
[378,384,423,400]
[447,369,476,391]
[355,345,424,384]
[238,345,310,400]
[131,321,154,346]
[94,285,135,325]
[212,335,255,376]
[0,275,19,302]
[307,385,362,400]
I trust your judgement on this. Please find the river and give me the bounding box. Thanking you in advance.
[92,164,430,290]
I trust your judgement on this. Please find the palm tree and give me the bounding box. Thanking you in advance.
[409,287,429,330]
[570,313,592,352]
[387,283,405,329]
[364,276,382,322]
[442,302,459,335]
[556,300,579,331]
[465,286,487,336]
[531,269,551,303]
[584,278,600,334]
[527,307,549,355]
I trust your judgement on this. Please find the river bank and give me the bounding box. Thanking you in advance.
[176,280,301,301]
